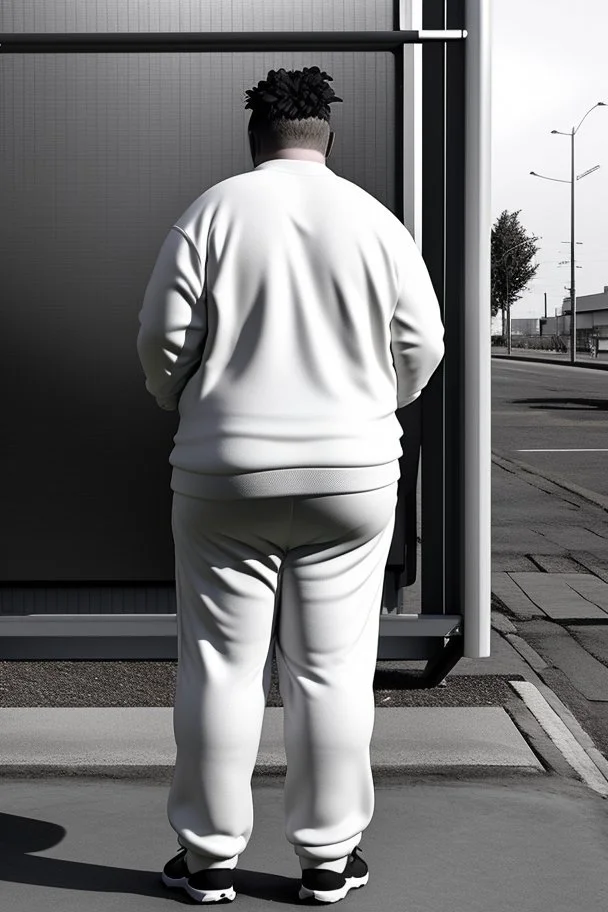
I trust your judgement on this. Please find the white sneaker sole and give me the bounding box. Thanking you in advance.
[161,871,236,903]
[298,872,369,903]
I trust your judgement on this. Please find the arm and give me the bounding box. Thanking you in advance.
[390,227,445,408]
[136,226,207,411]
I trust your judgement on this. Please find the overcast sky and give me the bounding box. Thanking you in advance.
[491,0,608,319]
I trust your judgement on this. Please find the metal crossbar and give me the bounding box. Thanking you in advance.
[0,30,467,53]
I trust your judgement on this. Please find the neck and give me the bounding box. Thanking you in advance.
[255,148,326,165]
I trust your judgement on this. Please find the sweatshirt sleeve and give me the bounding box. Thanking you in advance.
[136,226,207,411]
[390,227,445,408]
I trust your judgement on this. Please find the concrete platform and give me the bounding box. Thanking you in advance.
[0,705,543,778]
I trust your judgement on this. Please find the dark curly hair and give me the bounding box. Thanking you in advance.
[243,66,343,154]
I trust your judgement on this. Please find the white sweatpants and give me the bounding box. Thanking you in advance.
[166,481,398,874]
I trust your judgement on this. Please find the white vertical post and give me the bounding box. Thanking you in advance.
[409,0,423,243]
[398,0,422,239]
[463,0,492,657]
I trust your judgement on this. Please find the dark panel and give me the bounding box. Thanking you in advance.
[0,637,179,661]
[0,584,176,615]
[420,0,446,614]
[445,0,466,615]
[0,23,398,582]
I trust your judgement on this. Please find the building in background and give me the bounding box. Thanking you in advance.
[541,285,608,343]
[512,317,542,335]
[493,284,608,344]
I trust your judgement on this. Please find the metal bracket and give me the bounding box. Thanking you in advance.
[401,634,465,689]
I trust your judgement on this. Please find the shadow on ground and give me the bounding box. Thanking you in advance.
[0,810,301,904]
[513,397,608,411]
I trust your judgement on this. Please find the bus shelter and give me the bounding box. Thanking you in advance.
[0,0,491,684]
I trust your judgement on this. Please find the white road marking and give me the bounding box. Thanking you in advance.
[509,681,608,797]
[517,449,608,452]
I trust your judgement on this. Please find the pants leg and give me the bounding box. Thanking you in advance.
[167,481,398,874]
[167,492,290,872]
[276,484,398,870]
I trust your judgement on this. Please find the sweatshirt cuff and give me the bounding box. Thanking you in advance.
[398,390,421,408]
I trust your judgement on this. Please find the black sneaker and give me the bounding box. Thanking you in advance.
[161,846,236,903]
[298,845,369,903]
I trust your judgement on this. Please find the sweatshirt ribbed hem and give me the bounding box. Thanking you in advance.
[170,462,401,499]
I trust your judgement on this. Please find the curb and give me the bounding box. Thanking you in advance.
[490,608,608,798]
[509,681,608,798]
[0,762,547,783]
[504,632,548,672]
[492,353,608,371]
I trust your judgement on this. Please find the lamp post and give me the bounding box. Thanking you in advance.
[498,237,540,354]
[531,102,606,364]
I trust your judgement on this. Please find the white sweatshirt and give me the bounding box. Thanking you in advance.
[137,158,445,499]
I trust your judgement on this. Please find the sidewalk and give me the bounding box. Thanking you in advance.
[490,445,608,768]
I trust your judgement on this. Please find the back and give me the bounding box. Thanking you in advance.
[137,158,445,498]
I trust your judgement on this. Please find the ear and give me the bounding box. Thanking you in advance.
[326,131,335,159]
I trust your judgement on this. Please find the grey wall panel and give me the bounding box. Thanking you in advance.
[0,0,394,33]
[0,3,408,583]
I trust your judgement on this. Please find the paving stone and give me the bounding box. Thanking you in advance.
[553,574,608,612]
[567,626,608,669]
[530,524,608,553]
[491,529,564,554]
[491,555,539,572]
[509,573,608,621]
[491,571,545,619]
[573,519,608,537]
[527,554,588,573]
[570,551,608,584]
[518,619,608,702]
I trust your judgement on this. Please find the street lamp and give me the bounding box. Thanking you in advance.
[497,236,541,354]
[530,101,606,363]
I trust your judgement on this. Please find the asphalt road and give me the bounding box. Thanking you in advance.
[492,359,608,498]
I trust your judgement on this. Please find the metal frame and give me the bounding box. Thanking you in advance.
[0,30,467,52]
[0,0,491,675]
